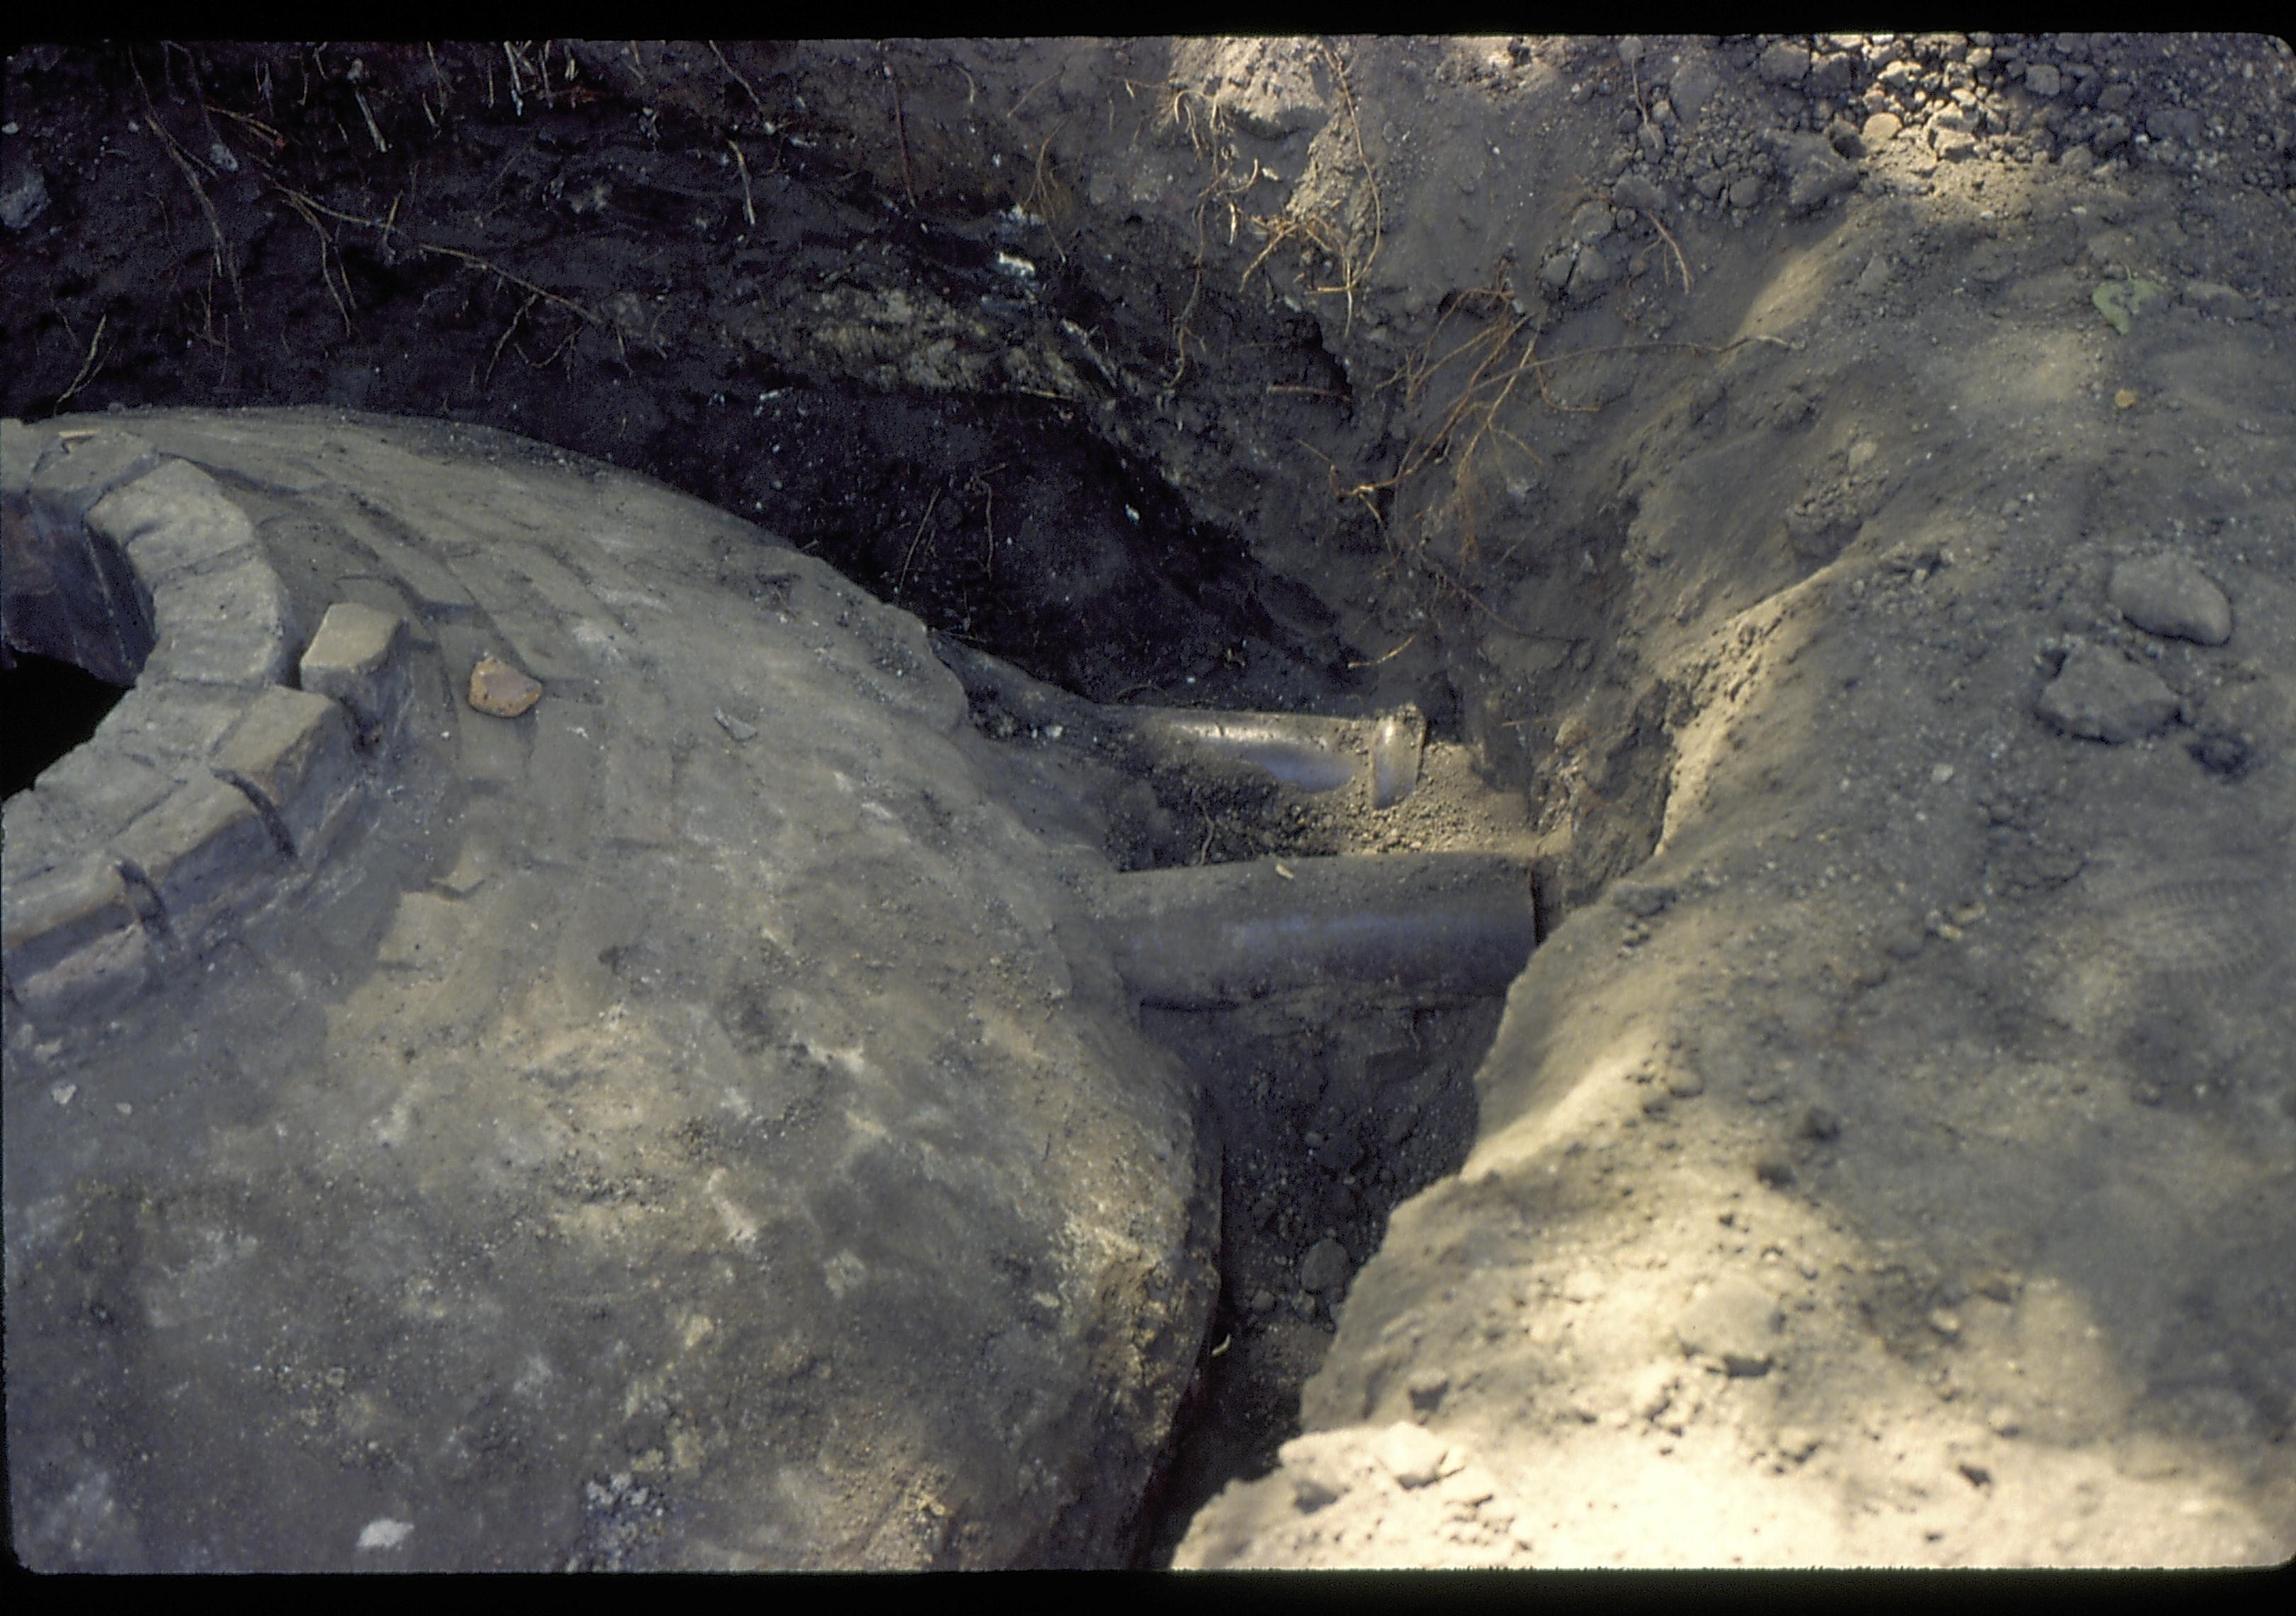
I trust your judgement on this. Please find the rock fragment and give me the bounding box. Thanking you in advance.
[1568,247,1611,299]
[1300,1237,1353,1294]
[2035,644,2178,743]
[1373,1420,1449,1488]
[1758,43,1811,84]
[2108,554,2233,646]
[0,164,50,230]
[467,655,543,718]
[1783,142,1859,212]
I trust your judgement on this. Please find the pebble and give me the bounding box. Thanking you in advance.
[1758,43,1811,84]
[1670,57,1721,123]
[2034,643,2178,743]
[1373,1420,1449,1488]
[1611,172,1670,214]
[1611,882,1675,918]
[2108,554,2233,645]
[0,164,50,230]
[2026,63,2063,98]
[467,656,543,718]
[1300,1237,1352,1294]
[1784,143,1859,212]
[1568,247,1611,298]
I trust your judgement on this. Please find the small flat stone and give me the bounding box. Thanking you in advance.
[1568,247,1611,298]
[468,655,543,718]
[2035,644,2178,743]
[1300,1237,1352,1294]
[1611,882,1675,918]
[1786,147,1859,213]
[2108,554,2232,646]
[1758,42,1811,84]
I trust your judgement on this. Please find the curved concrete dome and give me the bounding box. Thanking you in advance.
[3,409,1216,1569]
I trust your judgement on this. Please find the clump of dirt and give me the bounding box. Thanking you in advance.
[6,34,2293,1569]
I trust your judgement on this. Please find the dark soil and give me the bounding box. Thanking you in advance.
[2,42,1356,709]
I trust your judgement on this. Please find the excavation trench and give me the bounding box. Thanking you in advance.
[17,34,2296,1576]
[0,42,1678,1566]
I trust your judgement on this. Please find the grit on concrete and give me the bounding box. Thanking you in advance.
[5,35,2295,1569]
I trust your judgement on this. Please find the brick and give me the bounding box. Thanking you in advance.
[112,772,283,934]
[299,600,412,741]
[1,855,152,1021]
[27,427,163,528]
[214,686,363,858]
[0,790,77,882]
[3,495,154,685]
[87,459,258,582]
[30,742,179,839]
[96,680,247,775]
[332,502,475,612]
[2,853,138,978]
[145,550,298,687]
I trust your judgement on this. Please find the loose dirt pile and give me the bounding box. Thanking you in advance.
[6,35,2292,1568]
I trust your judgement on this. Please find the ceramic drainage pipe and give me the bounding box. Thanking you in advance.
[1122,707,1426,807]
[930,630,1430,809]
[1091,851,1538,1009]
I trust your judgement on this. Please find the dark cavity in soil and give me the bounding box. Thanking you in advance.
[3,650,129,800]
